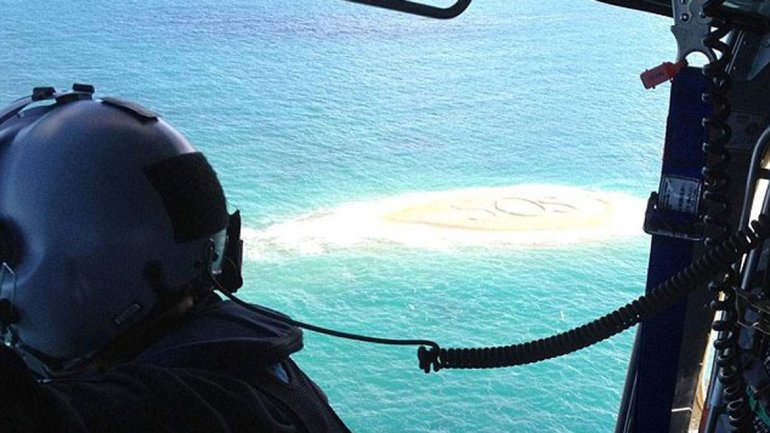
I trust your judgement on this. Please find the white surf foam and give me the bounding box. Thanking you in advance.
[242,185,646,259]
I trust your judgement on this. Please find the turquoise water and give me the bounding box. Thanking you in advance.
[2,1,677,431]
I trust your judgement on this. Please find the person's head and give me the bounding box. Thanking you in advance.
[0,85,238,376]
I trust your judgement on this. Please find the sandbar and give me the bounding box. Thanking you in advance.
[243,185,645,257]
[383,185,619,232]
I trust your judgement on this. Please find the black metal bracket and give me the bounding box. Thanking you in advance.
[642,192,704,241]
[344,0,471,19]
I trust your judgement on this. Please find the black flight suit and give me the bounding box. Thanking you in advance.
[0,297,352,433]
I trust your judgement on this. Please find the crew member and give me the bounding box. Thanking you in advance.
[0,85,351,433]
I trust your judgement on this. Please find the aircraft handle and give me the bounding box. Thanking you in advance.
[343,0,471,19]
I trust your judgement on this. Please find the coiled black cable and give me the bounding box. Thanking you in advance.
[701,2,732,247]
[209,216,770,380]
[417,215,770,373]
[700,2,752,431]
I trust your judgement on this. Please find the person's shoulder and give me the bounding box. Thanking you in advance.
[134,297,304,372]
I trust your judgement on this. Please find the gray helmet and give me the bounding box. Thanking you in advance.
[0,85,229,375]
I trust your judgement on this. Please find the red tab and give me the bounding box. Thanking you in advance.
[640,60,688,89]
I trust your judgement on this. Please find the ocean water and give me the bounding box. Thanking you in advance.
[1,1,677,432]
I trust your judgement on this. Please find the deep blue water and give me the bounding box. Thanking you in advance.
[1,1,676,431]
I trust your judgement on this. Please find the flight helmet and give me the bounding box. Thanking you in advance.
[0,85,233,375]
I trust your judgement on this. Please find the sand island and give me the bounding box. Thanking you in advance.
[383,185,620,232]
[243,185,645,257]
